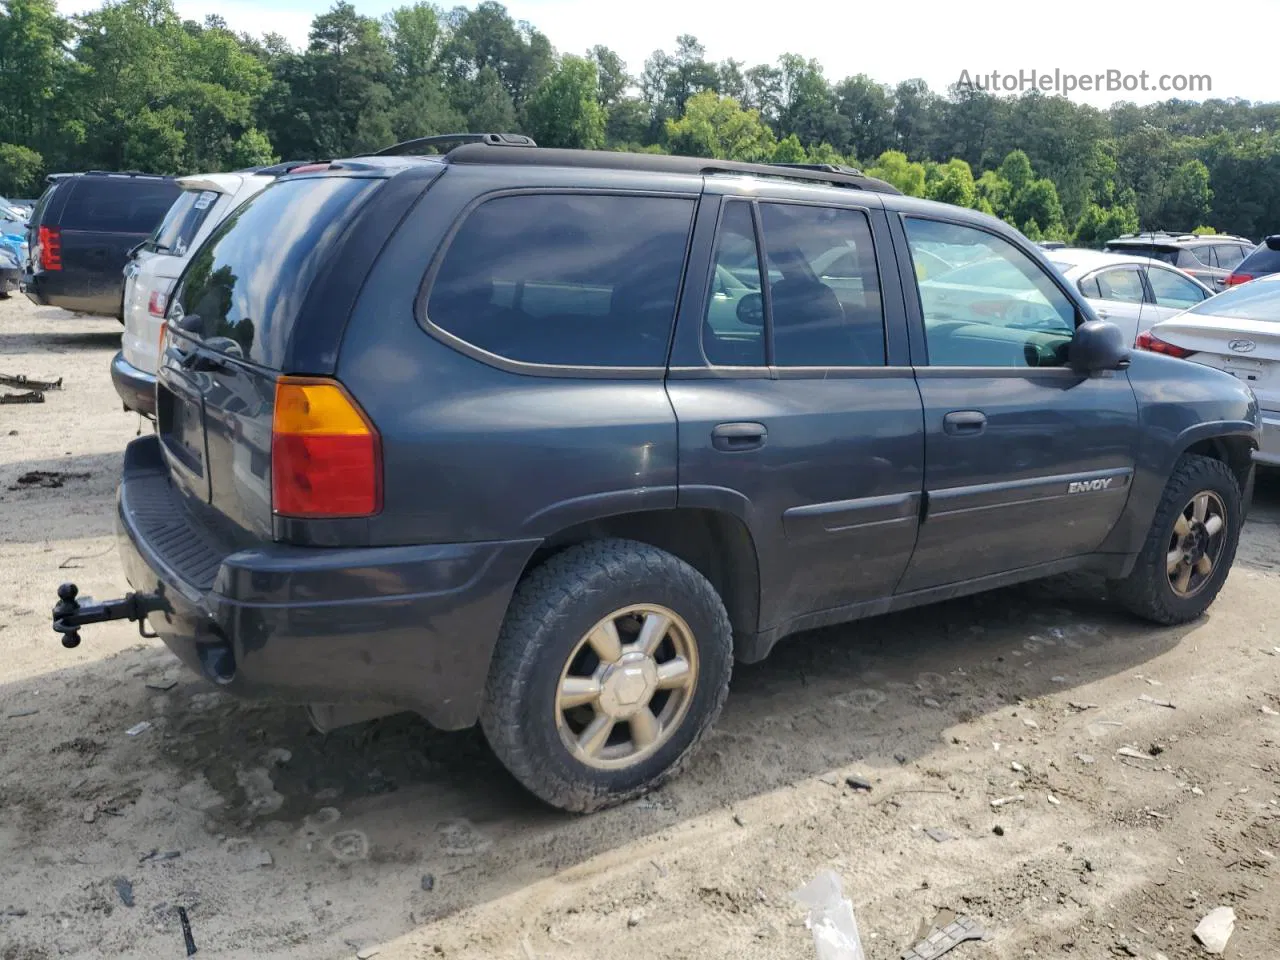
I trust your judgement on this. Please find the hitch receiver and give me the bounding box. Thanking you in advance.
[52,583,165,648]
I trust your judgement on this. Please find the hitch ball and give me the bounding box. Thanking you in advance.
[54,582,82,649]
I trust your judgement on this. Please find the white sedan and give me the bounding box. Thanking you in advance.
[1044,247,1215,346]
[1143,272,1280,466]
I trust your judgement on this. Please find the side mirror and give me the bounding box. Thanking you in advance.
[1069,319,1131,376]
[737,291,764,326]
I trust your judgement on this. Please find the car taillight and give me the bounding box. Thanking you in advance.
[148,290,168,317]
[1225,273,1253,286]
[38,225,61,270]
[1134,330,1196,359]
[271,376,381,518]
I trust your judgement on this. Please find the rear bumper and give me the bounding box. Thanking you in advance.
[116,435,538,729]
[111,350,156,417]
[21,270,47,305]
[1256,412,1280,466]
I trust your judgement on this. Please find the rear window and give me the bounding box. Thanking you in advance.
[149,189,221,256]
[60,177,180,233]
[1237,244,1280,276]
[1185,276,1280,320]
[1105,244,1178,265]
[425,193,696,368]
[169,175,379,368]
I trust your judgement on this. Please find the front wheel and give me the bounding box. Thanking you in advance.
[480,539,733,813]
[1110,454,1243,624]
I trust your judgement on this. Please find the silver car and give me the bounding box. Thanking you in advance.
[1045,247,1215,346]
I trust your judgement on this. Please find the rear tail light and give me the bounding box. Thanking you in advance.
[1225,273,1253,287]
[38,225,61,270]
[1134,330,1196,359]
[148,290,168,317]
[271,377,381,518]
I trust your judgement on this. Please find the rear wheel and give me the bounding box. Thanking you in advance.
[480,539,733,813]
[1110,454,1242,624]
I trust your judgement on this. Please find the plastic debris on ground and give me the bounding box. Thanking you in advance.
[1193,907,1235,954]
[791,870,866,960]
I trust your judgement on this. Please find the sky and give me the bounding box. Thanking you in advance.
[57,0,1280,109]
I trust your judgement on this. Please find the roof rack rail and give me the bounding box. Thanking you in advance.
[442,144,903,195]
[375,133,536,157]
[82,169,173,179]
[766,161,869,177]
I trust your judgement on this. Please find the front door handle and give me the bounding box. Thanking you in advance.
[943,410,986,435]
[1095,308,1110,319]
[712,421,767,452]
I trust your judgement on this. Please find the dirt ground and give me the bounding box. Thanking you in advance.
[1,292,1278,960]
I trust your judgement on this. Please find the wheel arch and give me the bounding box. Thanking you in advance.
[515,507,762,658]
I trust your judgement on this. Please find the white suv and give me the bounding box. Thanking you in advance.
[111,162,318,416]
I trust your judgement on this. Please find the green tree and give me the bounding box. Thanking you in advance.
[589,45,628,108]
[866,149,926,197]
[1010,177,1065,235]
[771,133,805,163]
[998,149,1034,198]
[524,55,605,149]
[928,158,976,208]
[0,141,41,193]
[664,90,774,161]
[1159,158,1213,230]
[1072,202,1140,247]
[975,169,1009,216]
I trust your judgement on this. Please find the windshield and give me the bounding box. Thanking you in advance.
[1185,277,1280,320]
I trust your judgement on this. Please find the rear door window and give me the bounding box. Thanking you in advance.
[150,189,221,256]
[1146,267,1209,308]
[1094,267,1146,303]
[426,193,696,368]
[169,175,380,368]
[759,202,885,366]
[60,178,180,233]
[1213,244,1246,269]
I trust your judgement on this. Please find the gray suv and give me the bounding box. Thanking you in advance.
[54,135,1262,813]
[1104,231,1256,291]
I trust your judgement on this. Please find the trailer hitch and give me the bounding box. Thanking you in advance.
[52,583,166,648]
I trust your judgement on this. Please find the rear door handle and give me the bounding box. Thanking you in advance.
[712,422,767,452]
[943,410,986,435]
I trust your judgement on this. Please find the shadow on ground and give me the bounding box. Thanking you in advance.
[0,566,1196,954]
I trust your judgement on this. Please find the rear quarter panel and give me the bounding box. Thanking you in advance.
[330,164,700,548]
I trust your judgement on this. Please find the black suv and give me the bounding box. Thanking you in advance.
[55,135,1261,813]
[1103,231,1255,291]
[23,171,180,316]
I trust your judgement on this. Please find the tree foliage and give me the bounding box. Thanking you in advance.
[1,8,1277,243]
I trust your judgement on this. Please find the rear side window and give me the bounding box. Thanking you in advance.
[426,193,696,368]
[60,178,180,233]
[150,189,221,256]
[29,182,60,229]
[169,176,379,368]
